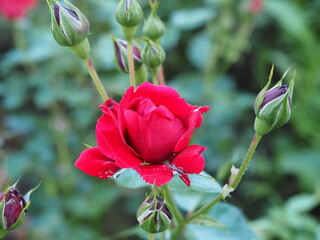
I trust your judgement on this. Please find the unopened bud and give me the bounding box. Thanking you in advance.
[115,0,143,27]
[143,12,165,40]
[46,0,90,47]
[112,37,142,73]
[141,40,165,71]
[137,196,172,233]
[0,180,39,238]
[254,66,295,135]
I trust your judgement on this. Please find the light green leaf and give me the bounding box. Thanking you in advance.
[168,172,221,194]
[185,203,257,240]
[285,194,319,214]
[114,169,147,189]
[189,214,227,231]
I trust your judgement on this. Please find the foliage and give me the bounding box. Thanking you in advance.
[0,0,319,239]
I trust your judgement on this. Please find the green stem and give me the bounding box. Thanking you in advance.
[83,58,109,101]
[148,233,155,240]
[230,134,262,188]
[127,40,137,88]
[172,133,262,238]
[152,68,159,85]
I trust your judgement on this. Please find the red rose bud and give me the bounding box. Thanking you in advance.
[141,40,166,71]
[143,11,165,40]
[0,0,37,20]
[137,196,172,233]
[46,0,91,59]
[0,181,39,237]
[254,66,295,135]
[74,83,210,186]
[112,37,142,73]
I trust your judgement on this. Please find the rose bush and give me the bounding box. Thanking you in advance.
[75,82,210,186]
[0,0,37,20]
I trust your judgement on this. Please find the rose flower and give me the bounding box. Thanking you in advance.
[0,0,37,20]
[75,82,210,186]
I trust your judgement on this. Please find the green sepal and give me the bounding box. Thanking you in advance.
[254,64,274,115]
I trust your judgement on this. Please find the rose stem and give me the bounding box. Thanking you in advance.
[152,68,159,85]
[83,58,109,101]
[148,233,155,240]
[127,39,137,89]
[170,133,263,239]
[159,65,166,85]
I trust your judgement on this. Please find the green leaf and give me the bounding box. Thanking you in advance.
[185,203,257,240]
[285,194,320,214]
[168,172,221,194]
[189,214,227,231]
[114,169,147,189]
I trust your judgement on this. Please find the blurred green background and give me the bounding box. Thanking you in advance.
[1,0,320,239]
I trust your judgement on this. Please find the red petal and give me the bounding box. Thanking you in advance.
[124,107,185,163]
[179,173,191,187]
[74,147,120,179]
[120,82,190,119]
[96,113,142,169]
[174,107,210,153]
[136,165,174,186]
[173,145,206,174]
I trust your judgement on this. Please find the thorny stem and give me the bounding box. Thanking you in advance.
[170,133,263,239]
[83,58,109,101]
[127,40,137,88]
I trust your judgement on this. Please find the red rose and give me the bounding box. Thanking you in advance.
[0,0,37,20]
[75,82,210,186]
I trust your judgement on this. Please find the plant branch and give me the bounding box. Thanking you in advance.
[83,58,109,101]
[127,40,137,88]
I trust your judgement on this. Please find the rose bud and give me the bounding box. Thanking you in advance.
[254,66,295,135]
[46,0,90,59]
[0,0,37,21]
[137,196,172,233]
[141,40,166,71]
[115,0,143,40]
[112,37,142,73]
[75,83,210,187]
[115,0,143,27]
[0,181,39,238]
[143,10,165,40]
